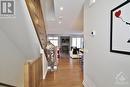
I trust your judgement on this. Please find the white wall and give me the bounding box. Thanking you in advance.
[83,0,130,87]
[0,0,41,86]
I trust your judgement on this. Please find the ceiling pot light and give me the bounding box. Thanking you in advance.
[58,21,62,24]
[89,0,96,7]
[58,16,63,19]
[60,7,64,11]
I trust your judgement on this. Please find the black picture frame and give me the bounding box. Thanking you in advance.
[110,0,130,55]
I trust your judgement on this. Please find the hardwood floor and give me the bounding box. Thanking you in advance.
[41,55,83,87]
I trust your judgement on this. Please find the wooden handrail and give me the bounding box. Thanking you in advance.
[0,82,16,87]
[25,0,47,49]
[24,56,43,87]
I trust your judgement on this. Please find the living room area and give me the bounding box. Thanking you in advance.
[47,34,84,59]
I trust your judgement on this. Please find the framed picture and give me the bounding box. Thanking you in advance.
[110,0,130,55]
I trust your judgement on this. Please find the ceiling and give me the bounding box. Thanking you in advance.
[41,0,84,35]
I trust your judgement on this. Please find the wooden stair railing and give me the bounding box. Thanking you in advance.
[24,56,43,87]
[0,82,16,87]
[25,0,47,49]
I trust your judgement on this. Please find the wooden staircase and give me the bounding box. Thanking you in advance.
[24,55,43,87]
[24,0,47,86]
[25,0,47,49]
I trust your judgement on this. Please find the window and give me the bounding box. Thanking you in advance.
[72,38,77,47]
[72,37,83,48]
[48,36,58,46]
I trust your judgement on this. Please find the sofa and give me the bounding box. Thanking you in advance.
[69,47,80,58]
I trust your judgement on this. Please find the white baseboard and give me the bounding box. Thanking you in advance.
[83,79,89,87]
[83,78,96,87]
[43,68,48,79]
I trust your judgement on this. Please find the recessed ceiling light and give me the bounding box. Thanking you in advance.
[60,7,64,11]
[58,16,63,19]
[58,21,62,24]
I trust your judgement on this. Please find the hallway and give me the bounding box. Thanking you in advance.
[41,56,83,87]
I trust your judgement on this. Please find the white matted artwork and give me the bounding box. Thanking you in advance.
[110,0,130,55]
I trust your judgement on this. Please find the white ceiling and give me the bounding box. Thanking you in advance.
[41,0,84,35]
